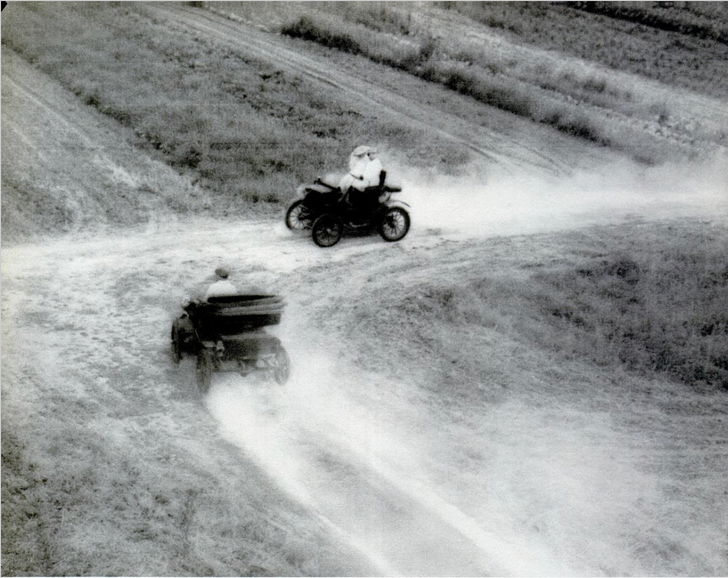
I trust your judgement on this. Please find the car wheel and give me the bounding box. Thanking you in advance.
[285,200,313,230]
[379,207,410,242]
[171,322,182,364]
[312,214,344,247]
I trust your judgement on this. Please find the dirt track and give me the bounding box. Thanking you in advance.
[147,4,611,177]
[2,9,728,576]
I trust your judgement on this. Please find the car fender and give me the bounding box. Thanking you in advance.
[384,198,410,211]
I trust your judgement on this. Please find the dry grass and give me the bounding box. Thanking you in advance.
[353,221,728,392]
[0,1,468,224]
[278,2,728,165]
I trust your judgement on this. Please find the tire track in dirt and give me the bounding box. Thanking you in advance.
[1,55,203,237]
[4,75,100,149]
[205,373,570,576]
[147,4,578,177]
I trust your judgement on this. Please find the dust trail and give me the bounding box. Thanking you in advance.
[204,344,581,576]
[202,328,726,576]
[393,156,728,238]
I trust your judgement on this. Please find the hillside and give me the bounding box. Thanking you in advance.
[2,2,727,242]
[2,2,728,577]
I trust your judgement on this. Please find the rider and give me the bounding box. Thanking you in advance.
[362,148,383,189]
[339,146,384,207]
[204,267,238,301]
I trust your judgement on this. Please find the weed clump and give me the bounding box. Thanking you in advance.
[534,250,728,389]
[281,16,362,55]
[371,227,728,391]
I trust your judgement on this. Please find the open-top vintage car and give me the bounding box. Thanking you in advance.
[171,294,290,393]
[285,171,411,247]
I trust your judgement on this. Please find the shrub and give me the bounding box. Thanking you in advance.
[281,16,362,55]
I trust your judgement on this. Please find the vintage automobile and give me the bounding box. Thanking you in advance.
[171,294,290,393]
[285,171,411,247]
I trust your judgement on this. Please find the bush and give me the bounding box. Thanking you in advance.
[281,16,362,55]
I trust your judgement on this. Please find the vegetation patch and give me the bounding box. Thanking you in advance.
[281,12,611,146]
[281,16,364,56]
[1,2,465,218]
[442,2,728,100]
[531,251,728,389]
[343,222,728,392]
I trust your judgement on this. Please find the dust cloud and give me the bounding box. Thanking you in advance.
[396,155,727,238]
[204,331,513,574]
[203,155,727,575]
[204,338,725,575]
[202,344,653,576]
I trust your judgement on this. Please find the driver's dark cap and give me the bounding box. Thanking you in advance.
[215,267,229,279]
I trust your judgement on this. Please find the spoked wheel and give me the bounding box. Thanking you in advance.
[171,322,182,364]
[285,199,313,231]
[196,349,213,394]
[272,347,291,385]
[312,214,344,247]
[379,207,410,242]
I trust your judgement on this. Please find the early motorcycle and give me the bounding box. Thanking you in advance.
[285,171,411,247]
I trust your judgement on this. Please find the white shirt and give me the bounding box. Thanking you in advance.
[340,156,383,191]
[204,279,238,301]
[361,158,383,188]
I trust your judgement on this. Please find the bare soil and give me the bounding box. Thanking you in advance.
[2,5,727,576]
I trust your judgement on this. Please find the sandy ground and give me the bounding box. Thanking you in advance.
[2,13,728,575]
[4,176,727,575]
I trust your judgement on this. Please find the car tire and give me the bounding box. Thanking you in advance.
[312,214,344,247]
[379,207,410,242]
[285,199,313,231]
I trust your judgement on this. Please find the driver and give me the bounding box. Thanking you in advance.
[339,146,384,207]
[361,148,383,189]
[204,267,238,301]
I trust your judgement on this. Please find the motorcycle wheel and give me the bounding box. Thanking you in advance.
[379,207,410,242]
[312,214,344,247]
[285,199,313,231]
[196,349,213,394]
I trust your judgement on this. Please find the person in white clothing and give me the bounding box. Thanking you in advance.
[339,146,383,192]
[204,267,238,301]
[338,146,385,208]
[361,148,383,189]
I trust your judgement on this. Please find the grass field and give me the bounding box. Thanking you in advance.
[350,220,728,392]
[272,2,727,163]
[0,2,469,220]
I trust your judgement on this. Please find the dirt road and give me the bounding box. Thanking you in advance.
[3,16,727,575]
[146,3,619,178]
